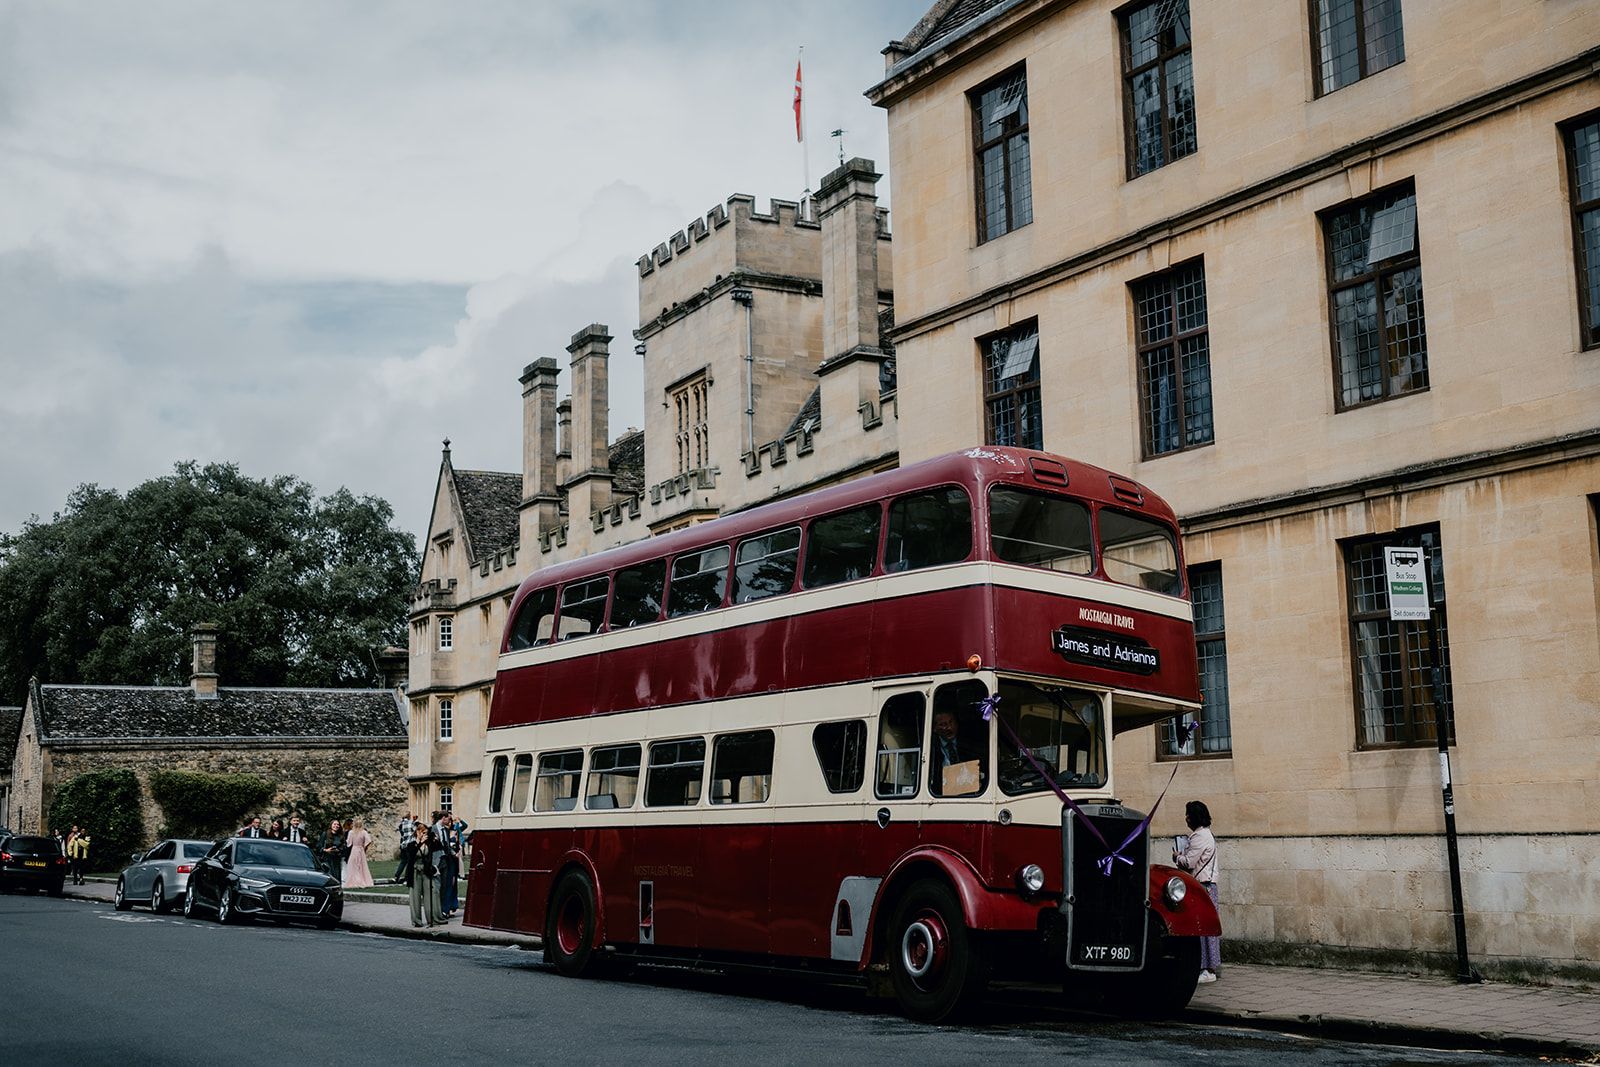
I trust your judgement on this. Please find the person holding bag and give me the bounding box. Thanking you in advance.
[401,822,442,928]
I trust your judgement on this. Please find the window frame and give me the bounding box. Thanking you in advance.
[585,743,643,811]
[708,730,776,805]
[439,786,453,813]
[1562,110,1600,351]
[533,749,584,813]
[801,503,885,590]
[1119,0,1197,179]
[1132,258,1214,459]
[437,613,453,652]
[508,753,534,813]
[1344,525,1454,751]
[558,575,611,641]
[970,64,1033,245]
[981,320,1043,451]
[644,737,708,808]
[1320,180,1428,412]
[884,484,975,573]
[811,719,869,795]
[733,526,802,604]
[1309,0,1406,98]
[666,544,732,619]
[438,698,453,742]
[487,755,509,813]
[610,559,667,629]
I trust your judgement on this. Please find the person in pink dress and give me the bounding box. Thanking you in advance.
[342,817,375,888]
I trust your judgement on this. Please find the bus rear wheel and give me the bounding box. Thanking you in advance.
[545,870,601,978]
[887,879,987,1023]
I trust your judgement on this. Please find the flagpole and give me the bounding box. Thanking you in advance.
[798,46,811,214]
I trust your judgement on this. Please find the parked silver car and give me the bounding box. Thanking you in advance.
[114,838,213,912]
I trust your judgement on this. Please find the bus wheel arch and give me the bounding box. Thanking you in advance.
[880,876,990,1022]
[865,853,985,969]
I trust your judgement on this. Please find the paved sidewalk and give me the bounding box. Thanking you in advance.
[58,883,1597,1056]
[1187,963,1600,1059]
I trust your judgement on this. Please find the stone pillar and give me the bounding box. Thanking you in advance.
[191,623,219,700]
[816,158,889,417]
[564,324,613,520]
[518,358,561,546]
[556,398,573,488]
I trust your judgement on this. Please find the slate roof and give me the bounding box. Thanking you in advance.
[452,469,523,561]
[36,686,405,743]
[0,706,21,766]
[608,430,646,499]
[785,387,823,437]
[900,0,1011,52]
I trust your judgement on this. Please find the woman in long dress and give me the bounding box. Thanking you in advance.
[342,817,375,888]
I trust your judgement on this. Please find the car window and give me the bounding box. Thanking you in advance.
[181,843,212,859]
[145,841,175,862]
[235,841,317,869]
[8,836,58,853]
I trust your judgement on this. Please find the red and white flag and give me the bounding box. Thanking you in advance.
[793,57,804,143]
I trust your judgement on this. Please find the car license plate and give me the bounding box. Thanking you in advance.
[281,893,316,906]
[1078,943,1135,965]
[24,860,46,868]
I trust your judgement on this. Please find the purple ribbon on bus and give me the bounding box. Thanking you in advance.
[977,693,1181,877]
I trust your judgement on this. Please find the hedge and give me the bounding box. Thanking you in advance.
[48,769,146,870]
[149,770,276,839]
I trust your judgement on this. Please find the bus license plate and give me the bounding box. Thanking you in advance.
[281,893,315,906]
[1078,943,1134,965]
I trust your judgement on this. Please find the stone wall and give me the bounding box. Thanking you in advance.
[45,743,409,857]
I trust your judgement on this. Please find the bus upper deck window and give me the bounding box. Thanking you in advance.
[508,587,558,651]
[612,560,666,628]
[989,487,1093,574]
[1098,510,1181,595]
[803,505,882,589]
[734,528,800,604]
[667,546,730,618]
[559,576,609,639]
[884,487,972,573]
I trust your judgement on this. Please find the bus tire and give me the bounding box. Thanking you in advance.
[545,870,601,978]
[887,879,987,1023]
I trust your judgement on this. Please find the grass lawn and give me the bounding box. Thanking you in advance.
[349,857,467,898]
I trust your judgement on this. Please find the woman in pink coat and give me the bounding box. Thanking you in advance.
[342,817,375,888]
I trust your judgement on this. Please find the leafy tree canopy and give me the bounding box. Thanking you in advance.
[50,769,146,870]
[0,462,418,700]
[149,770,277,839]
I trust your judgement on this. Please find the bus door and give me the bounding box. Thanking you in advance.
[867,682,932,868]
[922,677,993,864]
[695,727,777,956]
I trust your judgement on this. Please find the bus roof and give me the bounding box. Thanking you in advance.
[511,447,1177,600]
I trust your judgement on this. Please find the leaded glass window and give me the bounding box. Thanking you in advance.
[1122,0,1197,178]
[1312,0,1405,97]
[970,67,1032,243]
[983,322,1042,451]
[1160,563,1230,757]
[1323,183,1428,409]
[1133,260,1213,457]
[1564,114,1600,349]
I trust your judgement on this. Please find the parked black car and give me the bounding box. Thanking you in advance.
[183,838,343,929]
[0,834,67,895]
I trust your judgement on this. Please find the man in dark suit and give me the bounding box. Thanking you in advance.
[239,817,264,838]
[930,709,985,797]
[284,816,312,846]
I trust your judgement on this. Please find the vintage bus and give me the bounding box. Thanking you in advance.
[465,447,1219,1021]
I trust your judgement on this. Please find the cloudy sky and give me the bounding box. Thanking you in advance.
[0,0,927,543]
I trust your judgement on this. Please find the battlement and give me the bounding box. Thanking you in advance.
[636,195,822,279]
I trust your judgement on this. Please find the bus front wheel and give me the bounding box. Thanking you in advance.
[1108,934,1201,1018]
[545,870,601,978]
[887,879,988,1023]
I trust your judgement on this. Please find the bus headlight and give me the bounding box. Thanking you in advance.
[1017,864,1045,895]
[1164,876,1187,906]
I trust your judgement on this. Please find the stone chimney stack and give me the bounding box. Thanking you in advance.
[555,397,573,488]
[563,324,613,519]
[190,623,219,700]
[518,357,561,548]
[816,158,889,417]
[376,646,408,691]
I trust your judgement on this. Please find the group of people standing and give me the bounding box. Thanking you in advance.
[236,815,377,889]
[58,826,92,885]
[395,811,467,929]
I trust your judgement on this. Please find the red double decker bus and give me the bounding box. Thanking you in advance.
[466,447,1219,1021]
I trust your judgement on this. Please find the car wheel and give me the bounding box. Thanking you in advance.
[887,879,989,1023]
[150,878,168,914]
[114,877,131,910]
[47,881,65,898]
[316,916,339,931]
[216,889,235,925]
[544,869,602,978]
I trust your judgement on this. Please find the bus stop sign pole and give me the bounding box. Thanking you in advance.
[1384,547,1481,984]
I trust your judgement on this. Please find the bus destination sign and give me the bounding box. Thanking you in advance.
[1051,626,1160,675]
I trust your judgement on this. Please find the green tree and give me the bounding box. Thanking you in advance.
[49,769,146,871]
[0,462,418,699]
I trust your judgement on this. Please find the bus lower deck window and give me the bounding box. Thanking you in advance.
[534,749,584,812]
[812,720,868,793]
[646,738,707,807]
[487,755,509,813]
[507,753,534,812]
[929,680,990,798]
[710,730,775,803]
[586,744,642,810]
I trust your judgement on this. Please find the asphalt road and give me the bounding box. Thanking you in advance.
[2,892,1534,1065]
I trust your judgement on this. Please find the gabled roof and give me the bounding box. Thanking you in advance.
[452,469,523,561]
[34,685,405,744]
[897,0,1011,53]
[0,705,21,766]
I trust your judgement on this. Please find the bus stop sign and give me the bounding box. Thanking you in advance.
[1384,547,1431,621]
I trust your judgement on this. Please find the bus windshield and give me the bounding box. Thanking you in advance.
[995,680,1107,796]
